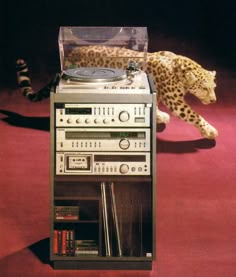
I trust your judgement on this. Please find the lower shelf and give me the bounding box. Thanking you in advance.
[52,257,153,270]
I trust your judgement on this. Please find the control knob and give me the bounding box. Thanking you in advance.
[103,118,109,124]
[119,138,130,150]
[120,164,129,174]
[119,111,130,122]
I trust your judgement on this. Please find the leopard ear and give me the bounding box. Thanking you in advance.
[211,70,216,78]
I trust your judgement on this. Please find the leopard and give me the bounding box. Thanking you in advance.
[16,45,218,139]
[147,50,218,139]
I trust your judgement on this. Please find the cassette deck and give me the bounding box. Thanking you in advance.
[56,152,150,175]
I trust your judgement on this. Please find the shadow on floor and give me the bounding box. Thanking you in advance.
[0,109,49,131]
[157,137,216,153]
[29,238,51,265]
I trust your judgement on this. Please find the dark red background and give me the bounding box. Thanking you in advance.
[0,1,236,276]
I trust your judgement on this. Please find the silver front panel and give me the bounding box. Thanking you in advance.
[57,71,151,95]
[56,128,150,152]
[56,152,150,176]
[55,103,151,127]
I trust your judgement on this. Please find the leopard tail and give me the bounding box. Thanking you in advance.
[16,59,38,101]
[16,59,58,101]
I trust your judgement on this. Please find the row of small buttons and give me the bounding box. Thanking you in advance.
[94,167,118,173]
[134,142,146,148]
[93,107,115,116]
[60,118,116,124]
[94,165,148,174]
[59,141,147,149]
[131,166,148,172]
[71,142,102,148]
[104,85,136,90]
[134,107,146,115]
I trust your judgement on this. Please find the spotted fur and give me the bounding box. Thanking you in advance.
[17,45,218,139]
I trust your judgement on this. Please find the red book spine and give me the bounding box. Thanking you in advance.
[53,230,58,254]
[62,230,67,255]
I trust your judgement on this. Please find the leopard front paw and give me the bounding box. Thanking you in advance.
[157,110,170,124]
[200,124,218,139]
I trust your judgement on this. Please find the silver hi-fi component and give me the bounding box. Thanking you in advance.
[56,152,150,175]
[55,103,151,128]
[56,128,150,152]
[58,67,151,95]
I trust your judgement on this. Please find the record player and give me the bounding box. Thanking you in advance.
[54,26,150,94]
[56,65,151,94]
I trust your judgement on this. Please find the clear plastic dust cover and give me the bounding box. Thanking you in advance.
[59,26,148,72]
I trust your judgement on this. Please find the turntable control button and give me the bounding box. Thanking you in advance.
[119,111,130,122]
[103,118,109,124]
[120,164,129,174]
[85,118,90,124]
[67,118,72,124]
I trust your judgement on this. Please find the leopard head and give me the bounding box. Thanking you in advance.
[173,57,217,105]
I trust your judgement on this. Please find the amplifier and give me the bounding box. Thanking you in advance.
[55,103,151,127]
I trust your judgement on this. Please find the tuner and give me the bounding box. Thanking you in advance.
[119,111,130,122]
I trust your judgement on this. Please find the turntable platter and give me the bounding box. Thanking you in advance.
[62,67,127,83]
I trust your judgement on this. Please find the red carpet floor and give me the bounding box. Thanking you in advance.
[0,68,236,276]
